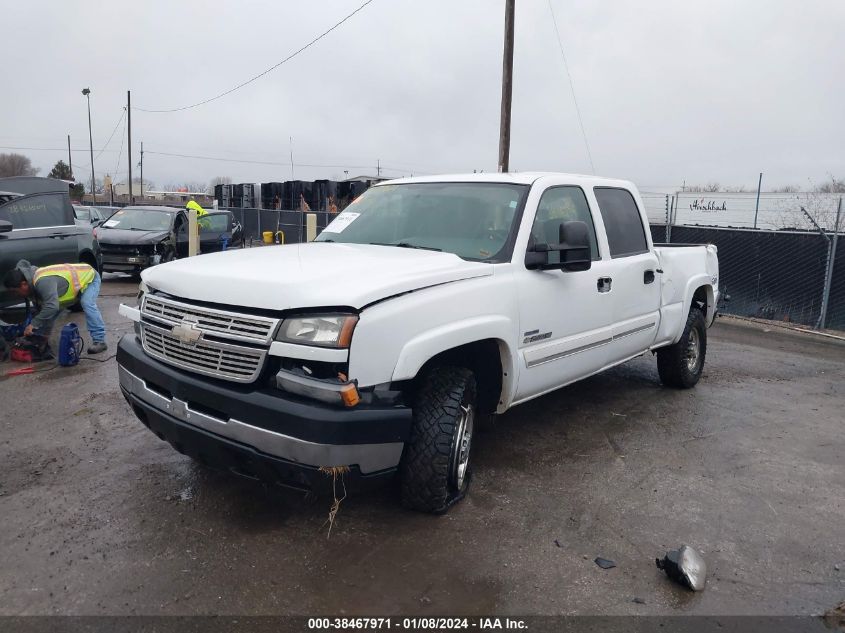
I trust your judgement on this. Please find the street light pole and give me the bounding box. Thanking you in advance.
[82,88,95,203]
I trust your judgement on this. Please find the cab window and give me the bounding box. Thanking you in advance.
[593,187,648,257]
[530,186,600,260]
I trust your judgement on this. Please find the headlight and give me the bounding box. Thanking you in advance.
[275,314,358,348]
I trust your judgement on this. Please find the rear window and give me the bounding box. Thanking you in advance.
[0,193,71,229]
[593,188,648,257]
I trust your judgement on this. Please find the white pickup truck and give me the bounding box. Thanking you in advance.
[117,173,719,513]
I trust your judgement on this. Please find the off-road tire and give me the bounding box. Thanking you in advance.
[657,307,707,389]
[400,367,477,514]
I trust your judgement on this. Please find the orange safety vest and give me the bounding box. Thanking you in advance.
[32,263,96,307]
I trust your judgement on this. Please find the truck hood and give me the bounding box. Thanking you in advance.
[98,228,170,246]
[141,243,494,311]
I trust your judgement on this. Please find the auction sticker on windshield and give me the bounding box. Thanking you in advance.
[323,211,360,233]
[102,219,119,227]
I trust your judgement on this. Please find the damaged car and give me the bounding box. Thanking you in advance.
[97,206,242,275]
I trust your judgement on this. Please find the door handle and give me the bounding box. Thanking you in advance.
[597,277,612,293]
[644,270,656,284]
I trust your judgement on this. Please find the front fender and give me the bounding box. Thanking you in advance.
[391,315,516,398]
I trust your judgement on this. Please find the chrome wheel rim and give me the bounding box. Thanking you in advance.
[686,328,701,372]
[451,403,474,490]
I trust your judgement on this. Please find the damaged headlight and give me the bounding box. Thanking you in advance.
[275,314,358,348]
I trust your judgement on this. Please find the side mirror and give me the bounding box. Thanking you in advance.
[557,220,592,271]
[0,220,12,233]
[525,220,592,272]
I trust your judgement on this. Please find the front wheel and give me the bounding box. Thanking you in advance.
[657,307,707,389]
[400,367,477,514]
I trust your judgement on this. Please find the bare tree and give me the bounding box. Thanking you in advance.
[0,153,39,177]
[773,185,800,193]
[209,176,232,188]
[813,175,845,194]
[163,182,207,193]
[686,182,721,192]
[723,185,748,193]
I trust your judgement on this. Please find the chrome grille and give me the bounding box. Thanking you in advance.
[142,294,278,344]
[140,321,266,383]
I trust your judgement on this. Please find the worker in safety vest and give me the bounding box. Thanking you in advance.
[2,260,107,354]
[186,198,210,242]
[186,198,206,218]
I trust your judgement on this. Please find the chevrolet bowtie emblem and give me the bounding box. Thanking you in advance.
[171,316,203,346]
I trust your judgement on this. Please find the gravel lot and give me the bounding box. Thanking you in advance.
[1,275,843,616]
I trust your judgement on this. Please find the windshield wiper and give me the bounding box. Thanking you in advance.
[369,241,442,252]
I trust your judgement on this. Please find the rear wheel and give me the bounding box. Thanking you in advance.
[657,307,707,389]
[400,367,476,514]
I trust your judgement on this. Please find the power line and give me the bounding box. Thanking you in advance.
[0,145,118,154]
[547,0,595,175]
[113,111,128,178]
[94,108,126,160]
[134,0,376,113]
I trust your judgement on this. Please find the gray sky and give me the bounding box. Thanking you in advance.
[1,0,843,192]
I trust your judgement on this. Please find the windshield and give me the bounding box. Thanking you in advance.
[73,206,90,221]
[315,182,529,262]
[101,207,174,231]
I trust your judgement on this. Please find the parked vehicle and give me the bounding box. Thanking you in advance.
[73,204,119,227]
[97,206,242,275]
[0,177,102,309]
[117,174,719,513]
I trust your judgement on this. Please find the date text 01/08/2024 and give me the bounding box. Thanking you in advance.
[307,618,528,630]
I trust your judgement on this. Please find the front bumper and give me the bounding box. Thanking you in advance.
[102,254,153,272]
[117,334,411,489]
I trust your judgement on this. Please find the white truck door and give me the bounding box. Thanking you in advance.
[513,185,615,402]
[591,187,661,362]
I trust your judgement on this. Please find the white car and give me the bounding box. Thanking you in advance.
[117,173,719,513]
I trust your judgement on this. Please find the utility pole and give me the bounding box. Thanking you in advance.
[753,172,763,229]
[139,141,144,199]
[497,0,515,173]
[127,91,133,204]
[67,134,73,179]
[377,159,380,177]
[82,88,95,203]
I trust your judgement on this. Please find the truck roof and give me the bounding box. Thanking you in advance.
[379,172,636,189]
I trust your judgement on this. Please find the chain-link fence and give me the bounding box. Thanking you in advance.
[647,194,844,331]
[224,208,335,245]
